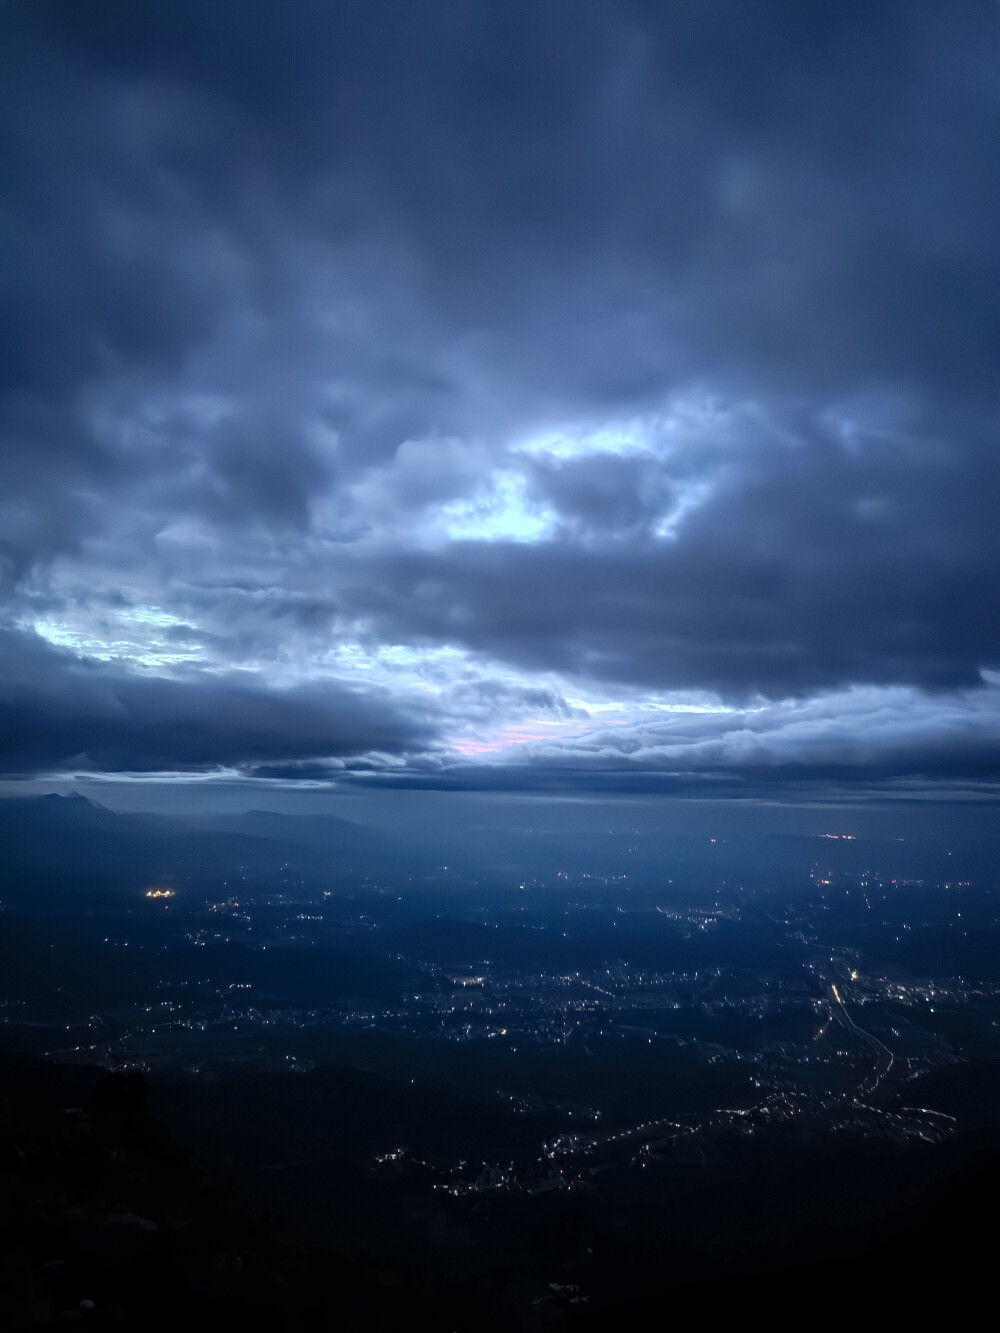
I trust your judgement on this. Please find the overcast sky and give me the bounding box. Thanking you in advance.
[3,1,1000,802]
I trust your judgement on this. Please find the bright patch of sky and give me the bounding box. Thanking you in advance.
[115,606,187,627]
[569,694,734,716]
[31,612,202,668]
[510,397,731,463]
[653,479,716,539]
[426,470,557,543]
[32,620,107,654]
[512,422,654,460]
[321,641,468,683]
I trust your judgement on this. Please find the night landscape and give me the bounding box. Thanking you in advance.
[2,4,1000,1328]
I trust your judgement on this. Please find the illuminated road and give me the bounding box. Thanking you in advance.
[828,983,895,1094]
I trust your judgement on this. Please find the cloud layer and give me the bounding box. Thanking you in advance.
[3,2,1000,791]
[0,629,440,776]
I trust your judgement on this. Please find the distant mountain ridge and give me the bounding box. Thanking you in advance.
[0,794,408,902]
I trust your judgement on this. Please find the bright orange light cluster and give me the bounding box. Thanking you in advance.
[145,888,174,899]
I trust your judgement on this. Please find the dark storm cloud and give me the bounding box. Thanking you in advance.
[41,0,994,412]
[527,453,675,539]
[3,2,1000,781]
[198,414,332,532]
[0,628,440,775]
[8,1,1000,445]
